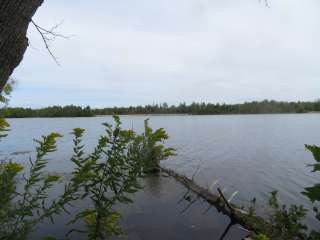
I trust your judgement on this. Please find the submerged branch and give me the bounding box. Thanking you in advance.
[160,167,271,236]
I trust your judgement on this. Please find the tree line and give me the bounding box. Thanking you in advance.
[0,105,94,118]
[1,100,320,118]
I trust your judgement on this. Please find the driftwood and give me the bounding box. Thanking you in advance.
[160,166,271,235]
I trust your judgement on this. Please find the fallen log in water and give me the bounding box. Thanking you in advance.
[160,166,272,236]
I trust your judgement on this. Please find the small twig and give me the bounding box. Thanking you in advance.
[180,198,197,214]
[34,20,68,39]
[237,225,251,233]
[177,189,190,204]
[31,20,72,65]
[228,191,239,203]
[209,179,219,191]
[219,220,234,240]
[218,188,235,215]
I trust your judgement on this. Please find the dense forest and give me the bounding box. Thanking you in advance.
[1,100,320,118]
[0,105,94,117]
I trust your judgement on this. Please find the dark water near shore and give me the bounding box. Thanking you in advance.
[2,114,320,237]
[31,175,247,240]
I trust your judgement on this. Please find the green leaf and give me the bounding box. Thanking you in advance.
[72,128,85,138]
[307,163,320,172]
[0,117,10,139]
[302,184,320,203]
[5,162,24,174]
[45,175,60,183]
[269,191,279,209]
[306,145,320,163]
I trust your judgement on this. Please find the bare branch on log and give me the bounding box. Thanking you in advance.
[228,191,239,203]
[209,179,219,192]
[218,188,235,215]
[160,166,267,235]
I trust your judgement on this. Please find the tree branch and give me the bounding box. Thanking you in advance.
[31,20,71,66]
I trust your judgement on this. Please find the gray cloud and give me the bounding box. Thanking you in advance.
[11,0,320,107]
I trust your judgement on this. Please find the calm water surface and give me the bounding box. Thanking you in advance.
[2,114,320,237]
[31,175,247,240]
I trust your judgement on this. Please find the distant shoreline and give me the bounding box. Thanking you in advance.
[1,101,320,118]
[97,112,320,116]
[3,112,320,119]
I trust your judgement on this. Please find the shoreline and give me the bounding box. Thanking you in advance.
[2,112,320,119]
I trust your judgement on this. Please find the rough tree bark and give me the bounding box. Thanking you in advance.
[0,0,43,93]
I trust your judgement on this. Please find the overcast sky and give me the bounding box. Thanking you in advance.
[10,0,320,107]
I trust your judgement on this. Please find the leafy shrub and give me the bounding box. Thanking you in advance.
[304,145,320,239]
[140,119,175,173]
[0,132,64,240]
[0,116,174,240]
[304,145,320,203]
[267,191,308,239]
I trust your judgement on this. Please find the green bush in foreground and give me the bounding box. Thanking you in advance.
[267,191,308,239]
[304,144,320,239]
[0,116,174,240]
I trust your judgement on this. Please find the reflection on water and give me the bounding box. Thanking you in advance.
[113,176,248,240]
[32,175,247,240]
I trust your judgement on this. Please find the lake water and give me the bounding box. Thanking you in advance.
[2,114,320,238]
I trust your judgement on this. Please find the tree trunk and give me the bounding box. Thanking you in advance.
[0,0,43,92]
